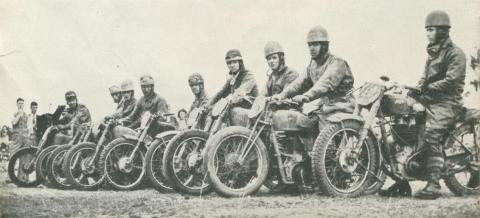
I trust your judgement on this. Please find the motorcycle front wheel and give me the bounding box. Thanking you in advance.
[46,144,73,189]
[64,142,104,191]
[205,126,269,197]
[34,145,58,185]
[312,120,378,197]
[99,138,145,190]
[162,130,212,195]
[8,147,40,187]
[145,132,177,193]
[444,123,480,196]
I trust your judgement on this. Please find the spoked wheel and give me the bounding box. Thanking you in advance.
[444,124,480,195]
[35,145,58,185]
[8,147,40,187]
[145,131,177,193]
[64,142,104,191]
[99,138,145,190]
[312,120,377,197]
[46,144,73,189]
[205,126,269,197]
[163,130,212,195]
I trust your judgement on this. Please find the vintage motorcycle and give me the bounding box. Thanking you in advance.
[204,96,324,197]
[313,76,480,197]
[46,123,93,189]
[161,96,250,195]
[62,117,130,190]
[98,111,177,190]
[8,105,66,187]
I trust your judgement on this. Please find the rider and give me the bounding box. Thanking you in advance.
[120,75,170,130]
[187,73,209,128]
[207,49,258,109]
[53,91,92,145]
[272,25,355,128]
[408,11,465,200]
[109,85,122,105]
[108,79,137,120]
[262,41,298,97]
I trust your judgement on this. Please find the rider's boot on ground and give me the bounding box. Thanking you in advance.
[378,180,412,197]
[414,167,442,200]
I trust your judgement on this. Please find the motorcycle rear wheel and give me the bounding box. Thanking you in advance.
[205,126,269,197]
[444,123,480,196]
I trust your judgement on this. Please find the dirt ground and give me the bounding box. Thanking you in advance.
[0,172,479,218]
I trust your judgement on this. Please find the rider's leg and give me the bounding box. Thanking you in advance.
[52,132,72,145]
[415,102,459,200]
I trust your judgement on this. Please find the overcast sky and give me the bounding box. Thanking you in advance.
[1,0,479,124]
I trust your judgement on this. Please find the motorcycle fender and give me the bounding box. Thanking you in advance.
[326,113,364,124]
[122,134,138,141]
[155,130,179,140]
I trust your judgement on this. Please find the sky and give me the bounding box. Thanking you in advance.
[0,0,479,124]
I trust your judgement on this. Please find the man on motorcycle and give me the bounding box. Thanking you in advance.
[262,41,299,97]
[108,79,137,119]
[411,11,466,200]
[120,75,170,129]
[109,85,122,105]
[188,73,209,114]
[272,25,354,128]
[53,91,92,144]
[207,49,258,108]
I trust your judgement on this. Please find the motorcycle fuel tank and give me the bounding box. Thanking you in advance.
[272,110,317,132]
[381,93,418,116]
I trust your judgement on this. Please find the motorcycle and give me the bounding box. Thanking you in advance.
[8,105,66,187]
[204,96,322,197]
[161,96,250,195]
[62,118,127,190]
[99,111,177,190]
[313,76,480,197]
[46,123,93,189]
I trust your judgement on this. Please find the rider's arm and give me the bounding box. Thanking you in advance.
[303,60,350,101]
[279,68,312,99]
[427,49,466,92]
[123,100,141,123]
[208,80,229,106]
[232,71,257,98]
[155,96,170,114]
[283,68,300,90]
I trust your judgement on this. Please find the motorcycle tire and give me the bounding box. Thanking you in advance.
[145,132,177,193]
[312,119,378,198]
[99,138,146,191]
[8,147,40,187]
[64,142,104,191]
[46,144,73,189]
[444,123,480,196]
[34,145,58,185]
[205,126,269,197]
[162,129,212,195]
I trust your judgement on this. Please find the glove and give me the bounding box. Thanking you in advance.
[271,94,285,102]
[292,95,310,103]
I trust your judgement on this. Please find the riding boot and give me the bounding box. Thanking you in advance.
[378,180,412,197]
[414,167,442,200]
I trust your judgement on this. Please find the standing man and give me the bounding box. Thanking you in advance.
[272,25,355,128]
[27,101,38,146]
[11,98,29,180]
[262,41,299,97]
[411,11,466,200]
[11,98,29,152]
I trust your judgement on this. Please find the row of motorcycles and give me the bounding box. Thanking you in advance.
[8,76,480,198]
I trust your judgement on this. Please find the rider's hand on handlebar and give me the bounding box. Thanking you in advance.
[292,95,310,104]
